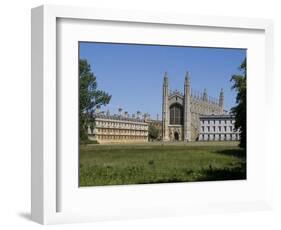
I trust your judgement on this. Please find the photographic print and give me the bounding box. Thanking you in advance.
[79,42,246,187]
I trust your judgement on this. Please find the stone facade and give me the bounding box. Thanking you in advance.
[88,114,148,143]
[162,72,230,141]
[198,115,240,141]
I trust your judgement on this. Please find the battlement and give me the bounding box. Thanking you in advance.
[168,87,222,110]
[191,89,219,105]
[169,89,184,97]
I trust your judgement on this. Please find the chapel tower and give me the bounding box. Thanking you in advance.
[162,72,169,141]
[162,71,224,142]
[219,88,224,114]
[183,72,191,141]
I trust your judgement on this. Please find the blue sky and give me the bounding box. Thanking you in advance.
[79,42,246,119]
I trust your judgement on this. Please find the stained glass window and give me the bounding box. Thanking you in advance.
[170,104,183,125]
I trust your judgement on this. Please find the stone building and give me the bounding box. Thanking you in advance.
[198,115,240,141]
[88,110,149,143]
[87,71,240,143]
[162,71,239,141]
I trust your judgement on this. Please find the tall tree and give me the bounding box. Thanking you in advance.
[231,58,246,148]
[79,59,111,140]
[148,123,160,141]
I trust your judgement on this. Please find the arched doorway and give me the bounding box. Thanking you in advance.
[174,131,179,141]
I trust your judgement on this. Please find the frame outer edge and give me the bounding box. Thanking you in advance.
[43,5,57,224]
[31,4,274,224]
[264,21,274,208]
[43,4,272,30]
[31,5,44,224]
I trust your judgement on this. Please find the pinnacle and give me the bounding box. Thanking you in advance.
[185,71,190,83]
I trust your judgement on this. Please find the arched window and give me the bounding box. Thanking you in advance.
[170,103,183,125]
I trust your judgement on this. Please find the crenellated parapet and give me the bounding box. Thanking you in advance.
[190,87,223,116]
[169,89,184,97]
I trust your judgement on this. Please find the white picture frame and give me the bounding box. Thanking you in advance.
[31,5,274,225]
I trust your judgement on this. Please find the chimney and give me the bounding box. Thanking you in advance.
[124,111,128,118]
[118,107,123,116]
[96,105,101,114]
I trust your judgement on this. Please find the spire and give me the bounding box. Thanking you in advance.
[185,71,190,85]
[219,88,224,107]
[163,71,168,86]
[162,72,169,141]
[183,71,191,142]
[184,71,190,98]
[203,88,208,101]
[220,88,224,96]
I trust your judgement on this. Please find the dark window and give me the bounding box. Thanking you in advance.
[170,104,183,125]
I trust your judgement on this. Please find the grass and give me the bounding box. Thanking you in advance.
[80,139,99,145]
[79,142,246,186]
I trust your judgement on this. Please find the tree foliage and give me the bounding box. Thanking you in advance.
[79,59,111,140]
[230,58,246,148]
[148,124,160,141]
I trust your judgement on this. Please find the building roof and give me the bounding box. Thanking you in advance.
[199,114,235,120]
[93,113,148,123]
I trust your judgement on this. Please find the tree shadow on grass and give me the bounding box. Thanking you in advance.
[204,148,247,181]
[198,163,247,182]
[133,165,246,184]
[216,149,246,159]
[127,163,247,185]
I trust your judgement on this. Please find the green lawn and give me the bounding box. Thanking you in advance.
[79,142,246,186]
